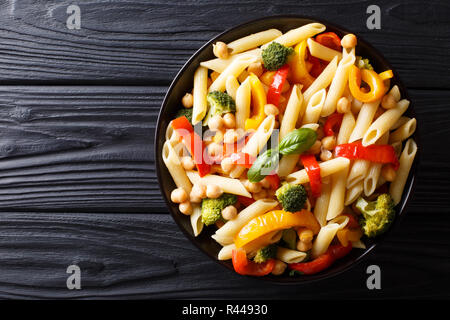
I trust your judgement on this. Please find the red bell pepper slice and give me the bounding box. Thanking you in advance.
[342,213,360,229]
[324,112,344,136]
[266,64,290,107]
[232,248,275,276]
[315,32,341,51]
[229,152,256,169]
[335,141,400,170]
[300,154,322,198]
[238,195,255,207]
[288,244,352,275]
[171,116,211,177]
[307,55,326,78]
[265,174,280,191]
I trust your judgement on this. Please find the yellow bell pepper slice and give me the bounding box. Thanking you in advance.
[234,210,320,248]
[244,73,266,131]
[288,40,315,89]
[348,65,385,103]
[378,69,393,81]
[336,228,363,247]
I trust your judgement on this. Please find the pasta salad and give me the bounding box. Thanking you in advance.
[162,23,417,277]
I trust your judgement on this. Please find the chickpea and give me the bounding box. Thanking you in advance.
[247,62,263,77]
[341,33,357,49]
[308,140,322,154]
[337,96,351,114]
[213,41,229,59]
[190,183,206,202]
[244,180,262,193]
[221,157,235,174]
[321,136,336,150]
[264,103,279,116]
[181,93,193,108]
[223,113,236,129]
[271,260,287,276]
[297,240,312,252]
[253,189,267,200]
[320,149,333,161]
[206,184,223,199]
[222,205,238,220]
[381,94,397,110]
[381,164,397,182]
[298,229,313,242]
[181,156,195,171]
[208,114,224,131]
[171,187,188,204]
[179,201,193,215]
[213,130,224,143]
[207,142,223,158]
[260,177,271,189]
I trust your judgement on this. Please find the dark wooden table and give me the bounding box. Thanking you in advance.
[0,0,448,299]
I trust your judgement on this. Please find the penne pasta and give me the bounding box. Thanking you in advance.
[262,23,326,49]
[286,157,350,185]
[227,29,282,54]
[337,111,356,145]
[276,247,308,263]
[190,204,204,237]
[186,171,251,198]
[277,154,300,178]
[235,77,251,129]
[326,162,350,220]
[311,223,340,258]
[200,48,261,73]
[314,177,332,227]
[192,66,209,125]
[301,88,326,125]
[344,180,364,206]
[346,160,371,189]
[389,118,416,144]
[162,140,192,194]
[280,84,304,139]
[329,215,350,230]
[307,37,342,62]
[208,55,257,92]
[389,139,417,205]
[225,75,240,100]
[363,132,389,196]
[349,100,380,143]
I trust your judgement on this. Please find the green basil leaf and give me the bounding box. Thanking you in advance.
[279,128,317,155]
[247,148,279,183]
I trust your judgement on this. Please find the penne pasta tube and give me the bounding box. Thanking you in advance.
[165,121,179,146]
[200,48,261,73]
[218,243,236,260]
[280,84,304,139]
[349,100,380,143]
[186,171,251,198]
[363,132,389,196]
[235,77,251,129]
[346,160,370,189]
[192,66,209,125]
[362,99,410,146]
[391,116,411,130]
[389,139,417,205]
[277,154,300,178]
[311,223,340,258]
[162,141,192,194]
[301,88,326,125]
[212,199,278,245]
[276,247,308,264]
[389,118,416,144]
[227,29,282,54]
[262,23,326,49]
[286,157,350,185]
[190,204,204,237]
[329,215,350,230]
[389,85,401,102]
[301,123,319,131]
[321,53,356,117]
[337,112,356,145]
[314,178,332,227]
[225,75,240,100]
[208,55,257,92]
[344,180,364,206]
[326,162,350,220]
[307,38,342,62]
[351,240,366,249]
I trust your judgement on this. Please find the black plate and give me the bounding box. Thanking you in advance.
[155,15,419,283]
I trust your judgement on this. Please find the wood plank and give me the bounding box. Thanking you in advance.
[0,86,448,212]
[0,0,448,87]
[0,212,447,299]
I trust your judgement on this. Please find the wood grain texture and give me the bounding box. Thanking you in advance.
[0,212,447,299]
[0,0,448,88]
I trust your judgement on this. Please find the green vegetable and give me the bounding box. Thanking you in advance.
[175,107,193,123]
[275,184,308,212]
[247,148,279,183]
[262,42,294,71]
[201,194,237,226]
[356,193,395,237]
[356,56,373,70]
[281,229,297,250]
[289,269,303,276]
[203,91,236,126]
[278,128,317,155]
[253,244,277,263]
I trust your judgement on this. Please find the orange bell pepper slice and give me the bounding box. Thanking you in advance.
[234,210,320,248]
[348,65,385,102]
[337,228,363,247]
[244,73,266,131]
[288,40,315,89]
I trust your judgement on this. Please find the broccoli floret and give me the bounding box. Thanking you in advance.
[175,107,193,123]
[281,229,297,250]
[275,184,308,212]
[356,56,373,70]
[356,193,395,238]
[253,244,277,263]
[203,91,236,126]
[262,42,294,71]
[201,193,237,226]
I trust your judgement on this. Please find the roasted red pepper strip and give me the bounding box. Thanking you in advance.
[238,195,255,207]
[335,141,400,170]
[266,64,290,107]
[232,248,275,276]
[342,213,360,229]
[315,32,341,51]
[265,174,280,190]
[288,244,352,275]
[324,112,344,136]
[171,116,211,177]
[229,152,256,168]
[300,154,322,198]
[307,55,326,78]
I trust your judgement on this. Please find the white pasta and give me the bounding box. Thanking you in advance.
[306,37,342,62]
[208,55,257,92]
[235,77,251,130]
[389,85,401,102]
[286,157,350,185]
[165,121,179,146]
[192,66,209,125]
[276,247,308,264]
[280,84,304,139]
[218,243,236,260]
[190,204,204,237]
[301,123,320,131]
[389,118,416,144]
[301,88,326,125]
[227,29,282,54]
[186,171,251,198]
[314,178,332,227]
[389,138,417,205]
[349,100,380,143]
[311,223,340,258]
[346,160,370,189]
[344,180,364,206]
[277,154,300,178]
[262,23,326,49]
[326,161,350,220]
[391,116,411,130]
[363,132,389,196]
[351,240,366,249]
[162,140,192,194]
[200,48,261,73]
[225,75,240,100]
[329,215,350,230]
[337,112,356,145]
